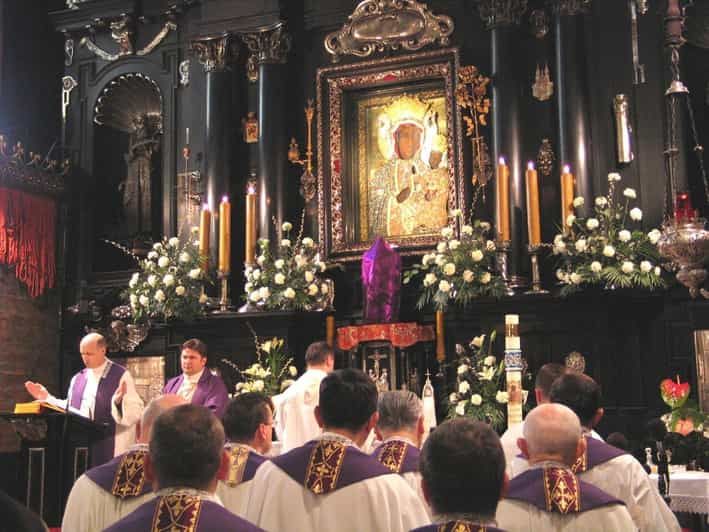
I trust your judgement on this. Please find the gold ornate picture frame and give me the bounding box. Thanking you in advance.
[317,48,465,261]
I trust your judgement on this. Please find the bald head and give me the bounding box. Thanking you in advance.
[522,404,584,466]
[79,333,107,369]
[137,394,186,444]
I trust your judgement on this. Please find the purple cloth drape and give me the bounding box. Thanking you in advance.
[362,237,401,323]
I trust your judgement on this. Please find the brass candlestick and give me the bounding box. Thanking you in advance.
[495,240,515,296]
[212,272,233,314]
[525,244,549,295]
[288,99,317,202]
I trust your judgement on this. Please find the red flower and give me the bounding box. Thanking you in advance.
[660,378,690,409]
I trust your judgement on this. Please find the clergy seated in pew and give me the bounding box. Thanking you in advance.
[511,372,680,532]
[217,392,273,518]
[163,338,229,418]
[24,332,144,467]
[497,404,636,532]
[105,404,262,532]
[62,394,186,532]
[412,418,507,532]
[244,368,430,532]
[373,390,427,507]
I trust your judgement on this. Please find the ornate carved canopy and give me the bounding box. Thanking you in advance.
[94,73,163,135]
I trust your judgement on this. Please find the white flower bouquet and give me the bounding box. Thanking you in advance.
[243,220,330,311]
[553,173,666,295]
[403,210,505,311]
[124,229,208,322]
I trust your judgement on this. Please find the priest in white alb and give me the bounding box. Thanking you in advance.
[272,340,334,453]
[245,368,429,532]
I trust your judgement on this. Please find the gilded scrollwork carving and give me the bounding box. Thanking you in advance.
[477,0,529,29]
[536,138,555,178]
[324,0,454,63]
[191,34,239,73]
[238,22,291,82]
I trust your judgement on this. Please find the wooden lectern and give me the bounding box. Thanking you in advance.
[0,410,109,527]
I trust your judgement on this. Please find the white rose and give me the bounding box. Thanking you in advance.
[148,275,157,287]
[158,256,170,268]
[618,230,631,242]
[471,335,485,348]
[259,286,271,299]
[139,295,150,306]
[591,261,602,273]
[630,207,643,221]
[318,261,326,272]
[155,289,166,302]
[302,237,314,248]
[463,270,474,283]
[129,277,138,288]
[457,364,469,375]
[486,240,496,252]
[175,285,186,296]
[570,273,582,285]
[623,188,637,199]
[249,291,260,302]
[129,294,138,304]
[556,269,567,280]
[462,225,473,235]
[148,251,158,260]
[450,208,463,217]
[422,254,432,266]
[621,261,635,274]
[199,293,208,304]
[449,239,460,250]
[554,234,564,245]
[648,229,661,245]
[274,273,286,285]
[434,255,446,267]
[153,242,163,251]
[284,287,296,299]
[480,222,491,231]
[289,366,298,377]
[480,272,491,284]
[573,196,585,208]
[455,401,467,416]
[458,381,471,394]
[595,197,608,208]
[449,392,459,404]
[179,252,190,264]
[281,239,291,247]
[603,245,616,257]
[554,240,566,253]
[275,259,285,269]
[253,380,265,392]
[575,239,587,252]
[162,274,175,287]
[441,227,454,238]
[308,284,319,296]
[484,355,496,366]
[640,261,652,273]
[305,271,315,283]
[586,218,599,230]
[438,280,451,293]
[443,263,456,276]
[470,394,483,406]
[188,268,201,279]
[437,242,447,253]
[245,282,253,293]
[566,214,576,226]
[282,222,293,232]
[424,273,437,287]
[608,172,621,182]
[471,249,484,262]
[654,266,662,276]
[321,283,329,295]
[257,255,266,266]
[168,237,179,247]
[496,391,509,404]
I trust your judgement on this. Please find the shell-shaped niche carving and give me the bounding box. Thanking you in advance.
[94,73,163,136]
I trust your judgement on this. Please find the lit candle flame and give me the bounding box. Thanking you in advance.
[563,164,571,174]
[222,195,229,203]
[247,184,257,195]
[202,203,209,211]
[499,157,506,165]
[527,161,535,171]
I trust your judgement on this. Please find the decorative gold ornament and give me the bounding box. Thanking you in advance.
[532,63,554,102]
[536,138,555,178]
[191,34,238,73]
[456,65,492,187]
[238,22,291,82]
[242,112,259,144]
[288,100,317,202]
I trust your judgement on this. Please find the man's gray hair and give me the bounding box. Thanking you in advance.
[376,390,422,432]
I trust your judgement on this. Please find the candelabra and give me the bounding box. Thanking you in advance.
[288,99,317,202]
[495,240,515,296]
[525,244,548,294]
[212,271,233,314]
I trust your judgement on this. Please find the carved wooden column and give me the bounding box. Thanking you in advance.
[191,34,238,272]
[552,0,594,215]
[479,0,528,287]
[239,22,292,244]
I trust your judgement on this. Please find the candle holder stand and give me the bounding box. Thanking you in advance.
[495,240,515,296]
[211,272,234,314]
[524,245,549,295]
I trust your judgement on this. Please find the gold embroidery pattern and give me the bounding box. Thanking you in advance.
[439,521,484,532]
[225,446,250,487]
[305,441,346,494]
[571,448,587,474]
[543,467,580,514]
[111,450,147,499]
[151,494,202,532]
[377,441,408,473]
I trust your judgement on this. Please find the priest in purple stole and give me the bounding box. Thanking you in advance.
[217,393,273,517]
[497,404,635,531]
[245,369,429,532]
[24,333,143,467]
[62,394,186,532]
[162,338,228,418]
[105,404,262,532]
[412,418,507,532]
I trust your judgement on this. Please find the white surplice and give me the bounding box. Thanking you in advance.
[244,434,430,532]
[46,359,143,456]
[509,451,679,532]
[272,368,327,453]
[217,444,266,518]
[61,444,154,532]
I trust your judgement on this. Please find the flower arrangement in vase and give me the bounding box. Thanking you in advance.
[553,172,666,295]
[660,376,706,436]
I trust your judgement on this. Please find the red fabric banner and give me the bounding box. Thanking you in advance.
[0,187,56,297]
[336,322,435,351]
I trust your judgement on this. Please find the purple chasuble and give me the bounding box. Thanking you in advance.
[70,361,125,467]
[572,436,627,473]
[362,237,401,323]
[411,522,506,532]
[374,440,420,474]
[505,467,624,514]
[85,448,151,498]
[104,494,263,532]
[272,439,391,494]
[163,371,229,418]
[224,446,267,486]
